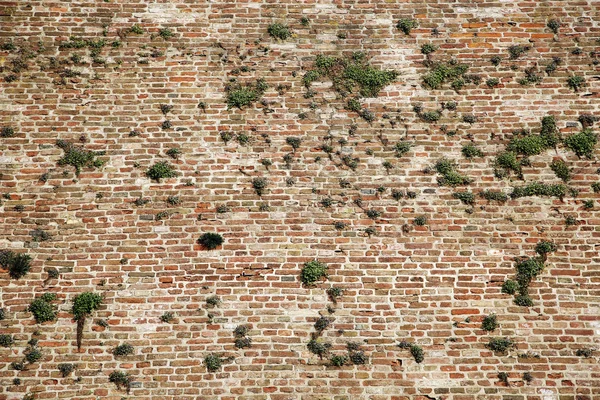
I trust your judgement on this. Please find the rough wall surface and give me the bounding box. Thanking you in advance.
[1,1,600,399]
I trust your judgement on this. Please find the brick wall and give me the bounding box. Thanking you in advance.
[0,1,599,399]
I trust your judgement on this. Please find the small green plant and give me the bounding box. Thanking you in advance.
[508,44,529,60]
[28,293,57,323]
[204,353,223,372]
[300,17,310,26]
[330,354,348,366]
[129,24,144,34]
[58,363,75,377]
[234,336,252,349]
[25,347,43,363]
[109,370,133,392]
[205,295,220,308]
[551,159,571,182]
[300,259,328,286]
[486,77,500,87]
[453,191,475,205]
[327,286,344,302]
[583,199,594,210]
[523,371,533,383]
[493,151,523,179]
[419,110,441,123]
[510,182,567,199]
[592,182,600,193]
[461,144,484,159]
[349,350,368,365]
[563,129,597,159]
[251,177,268,196]
[1,251,32,279]
[398,341,424,363]
[307,338,331,359]
[534,241,557,258]
[113,343,134,357]
[420,43,437,55]
[434,158,472,187]
[56,141,106,176]
[422,60,469,90]
[225,79,268,109]
[565,215,577,226]
[314,316,332,333]
[197,232,224,250]
[71,292,102,350]
[0,334,14,347]
[158,28,174,39]
[566,75,585,92]
[146,161,178,181]
[397,18,418,35]
[1,126,16,137]
[486,337,514,354]
[547,19,561,34]
[233,325,249,337]
[481,314,498,332]
[267,23,291,40]
[166,147,181,159]
[366,209,381,219]
[160,311,175,323]
[413,215,427,226]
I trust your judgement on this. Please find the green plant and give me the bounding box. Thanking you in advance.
[267,23,291,40]
[300,17,310,26]
[197,233,224,250]
[225,79,268,109]
[330,354,348,366]
[300,259,328,286]
[307,338,331,359]
[479,190,508,203]
[422,60,469,90]
[1,251,32,279]
[486,337,513,354]
[58,363,75,377]
[366,209,381,219]
[592,183,600,193]
[435,158,472,187]
[510,182,567,199]
[413,215,427,226]
[314,316,331,333]
[523,371,533,383]
[565,215,577,226]
[233,325,249,337]
[158,28,174,39]
[113,343,134,356]
[109,370,132,392]
[566,75,585,92]
[498,372,509,385]
[0,334,14,347]
[28,293,57,323]
[481,314,498,331]
[71,292,102,350]
[461,144,484,159]
[486,77,500,87]
[514,294,534,307]
[234,337,252,349]
[398,341,424,363]
[453,191,475,205]
[327,286,344,302]
[551,159,571,182]
[160,311,174,323]
[56,141,105,176]
[535,241,557,257]
[25,347,42,363]
[146,161,178,181]
[205,295,220,308]
[419,110,442,123]
[0,308,6,320]
[420,43,437,55]
[397,18,418,35]
[129,24,144,34]
[564,129,597,158]
[508,44,529,60]
[251,177,268,196]
[1,126,16,137]
[166,147,181,159]
[286,136,302,151]
[547,19,561,34]
[583,199,594,210]
[204,353,223,372]
[507,135,547,156]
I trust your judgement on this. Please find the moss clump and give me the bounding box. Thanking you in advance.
[56,141,106,176]
[540,116,560,147]
[303,52,398,99]
[300,259,328,286]
[422,60,469,90]
[197,233,224,250]
[145,161,178,181]
[509,182,567,199]
[397,18,418,35]
[514,294,534,307]
[29,293,57,323]
[267,23,291,40]
[461,144,484,159]
[434,158,472,187]
[550,159,571,182]
[563,129,597,159]
[486,78,500,87]
[0,251,32,279]
[486,337,514,353]
[453,191,475,205]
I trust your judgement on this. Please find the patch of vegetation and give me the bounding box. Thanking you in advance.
[225,79,268,109]
[422,60,469,90]
[547,19,561,34]
[197,233,224,250]
[398,341,424,363]
[481,314,498,331]
[0,251,32,279]
[307,338,332,359]
[509,182,567,199]
[109,370,132,392]
[453,191,475,205]
[397,18,418,35]
[566,75,585,92]
[314,316,332,333]
[113,343,134,357]
[56,140,106,176]
[480,190,508,203]
[1,126,16,137]
[302,52,398,98]
[419,110,442,123]
[563,129,597,158]
[550,159,571,182]
[535,241,557,258]
[462,144,484,159]
[28,293,57,323]
[160,311,174,323]
[366,209,381,219]
[25,347,43,363]
[486,78,500,88]
[508,44,530,60]
[158,28,174,39]
[0,334,14,347]
[58,363,75,377]
[413,215,427,226]
[330,354,348,366]
[434,158,472,187]
[166,147,181,159]
[300,259,328,286]
[517,67,543,86]
[251,177,268,196]
[71,292,102,350]
[286,136,302,151]
[267,23,291,40]
[486,337,514,354]
[146,161,178,181]
[420,43,437,55]
[493,151,524,179]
